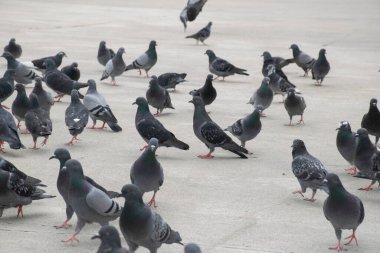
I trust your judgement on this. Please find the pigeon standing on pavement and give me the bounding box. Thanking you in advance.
[125,41,157,78]
[0,106,25,152]
[0,69,16,109]
[284,88,306,125]
[3,38,22,58]
[100,47,126,86]
[289,44,315,76]
[130,138,163,208]
[323,173,364,252]
[205,50,249,80]
[31,77,54,114]
[1,51,40,85]
[133,97,189,150]
[361,98,380,145]
[248,77,273,116]
[157,73,187,91]
[61,62,80,81]
[118,184,183,253]
[180,0,208,31]
[184,243,202,253]
[190,96,249,158]
[291,139,329,201]
[311,48,330,85]
[336,121,358,175]
[97,41,116,66]
[146,75,175,116]
[185,22,212,45]
[65,90,89,145]
[29,51,66,72]
[92,225,131,253]
[261,51,294,77]
[189,74,217,106]
[266,64,296,102]
[12,83,31,129]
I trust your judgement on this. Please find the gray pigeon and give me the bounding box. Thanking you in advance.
[31,77,54,114]
[261,51,294,76]
[0,157,43,186]
[205,50,249,80]
[43,59,88,102]
[157,72,187,90]
[190,96,249,158]
[3,38,22,58]
[146,75,175,116]
[65,90,89,145]
[100,47,126,86]
[189,74,217,106]
[62,159,121,242]
[125,41,157,78]
[1,51,40,85]
[0,69,16,109]
[180,0,208,31]
[29,51,66,72]
[61,62,80,81]
[311,48,330,85]
[323,173,364,251]
[224,105,263,148]
[118,184,183,253]
[284,88,306,125]
[361,98,380,145]
[247,77,273,116]
[184,243,202,253]
[130,138,163,208]
[291,139,329,201]
[24,94,52,149]
[92,225,131,253]
[336,121,358,175]
[185,22,212,45]
[97,41,116,66]
[133,97,189,150]
[11,83,31,129]
[266,64,296,102]
[0,106,25,152]
[289,44,315,76]
[84,80,122,132]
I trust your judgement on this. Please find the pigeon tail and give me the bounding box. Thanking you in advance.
[124,64,135,72]
[164,230,182,245]
[73,82,89,90]
[234,67,249,76]
[229,150,248,159]
[222,142,249,158]
[107,122,122,132]
[185,34,197,39]
[279,58,295,68]
[170,138,189,150]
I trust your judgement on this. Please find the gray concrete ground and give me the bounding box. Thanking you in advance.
[0,0,380,252]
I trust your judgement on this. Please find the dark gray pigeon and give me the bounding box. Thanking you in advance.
[11,83,31,129]
[119,184,183,253]
[1,51,40,85]
[157,72,187,90]
[190,96,249,158]
[261,51,294,77]
[29,51,66,71]
[336,121,358,175]
[180,0,208,31]
[130,138,163,208]
[146,75,174,116]
[184,243,202,253]
[248,77,273,116]
[323,173,364,251]
[289,44,315,76]
[24,94,52,149]
[266,64,296,102]
[361,98,380,145]
[185,22,212,45]
[0,157,44,186]
[65,90,89,145]
[92,225,131,253]
[205,50,249,80]
[97,41,116,66]
[0,106,25,152]
[31,77,54,114]
[311,48,330,85]
[62,159,121,242]
[100,47,126,86]
[84,80,122,132]
[43,59,88,102]
[61,62,80,81]
[0,69,16,109]
[291,139,328,201]
[3,38,22,58]
[125,41,157,78]
[133,97,189,150]
[189,74,217,106]
[284,88,306,125]
[224,105,263,148]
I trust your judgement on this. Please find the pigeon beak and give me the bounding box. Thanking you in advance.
[188,100,194,103]
[49,155,56,160]
[355,133,359,137]
[336,128,339,131]
[150,145,156,151]
[91,235,100,240]
[132,102,136,105]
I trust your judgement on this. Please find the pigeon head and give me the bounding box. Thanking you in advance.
[187,7,198,21]
[261,51,272,61]
[149,40,157,49]
[188,95,205,106]
[369,98,377,107]
[99,41,106,47]
[149,75,158,87]
[15,83,25,92]
[1,51,15,60]
[319,48,326,56]
[324,173,345,194]
[65,159,84,178]
[255,105,264,113]
[43,59,57,70]
[207,21,213,27]
[9,38,16,43]
[33,77,43,90]
[204,49,216,60]
[28,93,40,109]
[262,77,270,86]
[119,184,144,203]
[336,121,351,131]
[71,62,78,68]
[287,87,296,96]
[355,128,369,138]
[87,79,97,91]
[3,69,16,79]
[133,97,149,107]
[49,148,71,168]
[185,243,202,253]
[206,74,213,82]
[57,51,67,58]
[91,225,122,247]
[117,47,125,55]
[70,89,80,103]
[148,138,159,152]
[291,139,308,157]
[289,44,299,51]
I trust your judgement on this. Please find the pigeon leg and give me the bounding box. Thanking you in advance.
[328,242,345,251]
[259,112,266,117]
[1,104,10,109]
[54,219,71,229]
[41,136,49,146]
[222,77,225,81]
[17,205,24,217]
[358,183,374,191]
[344,229,358,246]
[147,191,158,208]
[29,141,39,150]
[16,120,21,129]
[97,122,107,129]
[0,141,5,153]
[345,167,358,175]
[65,136,76,145]
[140,145,148,151]
[292,190,304,197]
[111,80,119,86]
[145,70,150,78]
[62,233,79,243]
[303,190,316,202]
[138,69,142,76]
[296,115,305,125]
[54,94,64,102]
[198,151,214,159]
[87,123,96,129]
[154,110,160,117]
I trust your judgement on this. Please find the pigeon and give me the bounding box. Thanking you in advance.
[361,98,380,145]
[323,173,364,251]
[24,93,52,149]
[261,51,294,77]
[0,69,16,109]
[224,105,263,148]
[184,243,202,253]
[125,41,157,78]
[284,88,306,125]
[62,159,121,242]
[189,74,217,106]
[11,83,31,129]
[146,75,174,116]
[311,48,330,85]
[0,157,44,186]
[133,97,189,150]
[0,106,25,152]
[190,96,249,158]
[289,44,315,76]
[291,139,329,201]
[31,77,54,114]
[205,50,249,80]
[118,184,183,253]
[1,51,40,85]
[266,64,296,102]
[100,47,126,86]
[130,138,163,208]
[92,225,131,253]
[61,62,80,81]
[157,72,187,90]
[179,0,208,31]
[97,41,116,66]
[84,79,122,132]
[185,22,212,45]
[29,51,66,72]
[247,77,273,116]
[44,59,88,102]
[336,121,358,175]
[3,38,22,58]
[65,90,89,145]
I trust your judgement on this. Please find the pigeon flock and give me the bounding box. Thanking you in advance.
[0,1,378,253]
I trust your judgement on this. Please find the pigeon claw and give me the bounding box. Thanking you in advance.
[16,205,24,218]
[303,198,316,202]
[345,167,358,175]
[358,185,373,191]
[292,190,304,198]
[54,220,71,229]
[344,230,358,246]
[328,242,346,251]
[198,152,214,159]
[139,145,148,151]
[62,233,79,243]
[147,192,158,208]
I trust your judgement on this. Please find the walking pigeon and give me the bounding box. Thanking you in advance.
[100,47,126,86]
[92,225,131,253]
[247,77,273,116]
[361,98,380,145]
[12,83,31,129]
[205,50,249,80]
[289,44,315,76]
[266,64,296,102]
[61,62,80,81]
[157,72,187,90]
[29,51,66,72]
[0,157,44,186]
[125,41,157,78]
[261,51,294,77]
[1,51,40,85]
[65,90,89,145]
[0,106,25,152]
[336,121,358,175]
[284,88,306,125]
[31,77,54,114]
[180,0,208,31]
[311,48,330,85]
[3,38,22,58]
[97,41,116,66]
[185,22,212,45]
[146,75,174,116]
[0,69,15,109]
[189,74,217,106]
